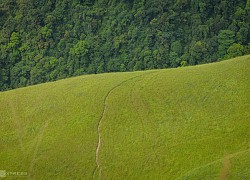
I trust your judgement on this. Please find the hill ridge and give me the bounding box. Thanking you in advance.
[0,56,249,179]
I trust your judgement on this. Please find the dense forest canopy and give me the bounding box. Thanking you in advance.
[0,0,249,91]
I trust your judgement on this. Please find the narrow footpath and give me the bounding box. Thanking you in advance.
[92,74,145,179]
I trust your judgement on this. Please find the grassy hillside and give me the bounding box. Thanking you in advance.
[0,55,249,179]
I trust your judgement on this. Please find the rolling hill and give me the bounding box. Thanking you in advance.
[0,55,250,179]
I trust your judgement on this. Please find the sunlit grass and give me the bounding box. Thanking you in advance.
[0,55,249,179]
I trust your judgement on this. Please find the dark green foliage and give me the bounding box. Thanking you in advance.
[0,0,250,91]
[218,30,235,58]
[225,43,245,59]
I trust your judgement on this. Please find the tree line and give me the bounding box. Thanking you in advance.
[0,0,250,91]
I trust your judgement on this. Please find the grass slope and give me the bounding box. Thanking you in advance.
[0,55,249,179]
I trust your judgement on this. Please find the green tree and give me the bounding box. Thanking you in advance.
[69,40,89,73]
[8,32,21,49]
[218,30,235,58]
[40,26,53,39]
[171,41,182,56]
[189,41,208,65]
[225,43,244,59]
[120,64,126,72]
[180,60,187,67]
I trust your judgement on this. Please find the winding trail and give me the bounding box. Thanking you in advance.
[92,73,149,179]
[177,148,250,179]
[28,121,49,179]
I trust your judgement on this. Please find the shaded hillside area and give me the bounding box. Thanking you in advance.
[0,55,249,179]
[0,0,250,90]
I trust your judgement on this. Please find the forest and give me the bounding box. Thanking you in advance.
[0,0,250,91]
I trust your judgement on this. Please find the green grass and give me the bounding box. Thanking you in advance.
[0,55,249,179]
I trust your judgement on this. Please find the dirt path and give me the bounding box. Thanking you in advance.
[92,74,148,179]
[178,148,250,179]
[28,121,49,179]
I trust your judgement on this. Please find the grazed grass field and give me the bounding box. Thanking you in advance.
[0,55,249,179]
